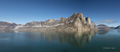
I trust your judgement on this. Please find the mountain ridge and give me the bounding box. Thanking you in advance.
[0,13,97,32]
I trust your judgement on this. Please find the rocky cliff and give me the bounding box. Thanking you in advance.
[15,13,97,32]
[64,13,96,32]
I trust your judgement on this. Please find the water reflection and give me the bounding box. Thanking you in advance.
[0,30,14,33]
[118,29,120,33]
[97,29,109,35]
[0,29,120,52]
[24,30,96,48]
[0,30,97,48]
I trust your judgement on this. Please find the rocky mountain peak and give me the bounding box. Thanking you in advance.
[64,13,97,31]
[78,13,83,18]
[74,13,78,15]
[86,17,91,23]
[66,13,90,25]
[48,18,55,23]
[73,13,83,18]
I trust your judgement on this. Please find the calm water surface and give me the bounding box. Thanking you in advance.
[0,29,120,52]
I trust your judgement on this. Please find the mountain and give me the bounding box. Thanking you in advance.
[65,13,96,30]
[15,13,97,32]
[0,13,97,32]
[97,24,110,35]
[0,21,17,30]
[97,24,120,29]
[97,24,110,30]
[115,25,120,29]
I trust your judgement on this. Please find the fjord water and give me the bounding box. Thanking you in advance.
[0,29,120,52]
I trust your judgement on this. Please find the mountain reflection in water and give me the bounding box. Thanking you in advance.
[24,30,96,48]
[97,29,109,35]
[0,29,120,52]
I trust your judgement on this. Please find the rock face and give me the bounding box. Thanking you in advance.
[60,17,66,23]
[0,21,17,30]
[64,13,97,32]
[15,13,97,32]
[86,17,91,23]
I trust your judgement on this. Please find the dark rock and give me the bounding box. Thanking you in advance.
[115,25,120,29]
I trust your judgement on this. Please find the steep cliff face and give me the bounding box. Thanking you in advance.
[0,21,17,30]
[64,13,97,32]
[86,17,91,23]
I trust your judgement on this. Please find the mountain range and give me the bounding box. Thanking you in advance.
[97,24,120,29]
[0,13,98,32]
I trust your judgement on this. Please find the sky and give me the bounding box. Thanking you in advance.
[0,0,120,27]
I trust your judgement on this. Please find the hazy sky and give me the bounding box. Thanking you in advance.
[0,0,120,27]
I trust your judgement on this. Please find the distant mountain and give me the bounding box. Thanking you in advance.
[97,24,110,35]
[0,21,17,30]
[97,24,120,29]
[0,13,97,32]
[115,25,120,29]
[24,18,61,27]
[109,27,115,29]
[97,24,110,29]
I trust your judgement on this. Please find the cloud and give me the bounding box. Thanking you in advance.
[97,19,117,24]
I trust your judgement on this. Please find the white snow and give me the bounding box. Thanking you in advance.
[13,24,24,30]
[6,22,14,24]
